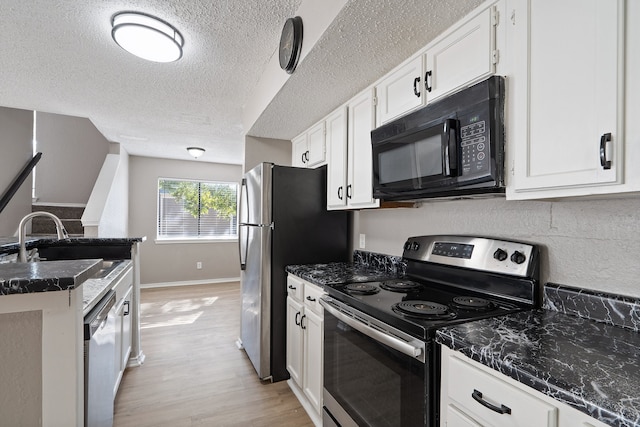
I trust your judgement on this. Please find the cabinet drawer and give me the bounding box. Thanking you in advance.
[303,282,324,315]
[287,275,304,302]
[446,354,558,427]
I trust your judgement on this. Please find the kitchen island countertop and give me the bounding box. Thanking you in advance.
[436,284,640,427]
[0,259,102,295]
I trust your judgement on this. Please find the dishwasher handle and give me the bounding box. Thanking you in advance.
[84,290,116,339]
[320,297,424,361]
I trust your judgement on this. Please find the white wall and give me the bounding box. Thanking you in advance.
[357,196,640,298]
[243,135,291,173]
[0,107,33,235]
[35,112,109,204]
[128,156,242,285]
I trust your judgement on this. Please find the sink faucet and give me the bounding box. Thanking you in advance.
[18,211,69,262]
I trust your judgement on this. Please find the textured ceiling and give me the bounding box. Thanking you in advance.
[0,0,482,165]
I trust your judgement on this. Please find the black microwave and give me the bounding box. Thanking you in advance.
[371,76,505,201]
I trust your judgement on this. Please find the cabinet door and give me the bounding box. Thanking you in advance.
[286,296,304,386]
[302,308,323,416]
[326,107,348,210]
[425,6,496,103]
[509,0,623,196]
[375,56,424,126]
[306,121,326,167]
[121,286,133,370]
[347,89,379,208]
[292,134,308,167]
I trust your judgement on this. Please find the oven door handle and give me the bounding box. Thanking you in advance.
[320,298,423,360]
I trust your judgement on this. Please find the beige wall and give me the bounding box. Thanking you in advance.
[35,112,109,204]
[243,135,292,173]
[129,156,242,285]
[357,196,640,298]
[0,107,34,235]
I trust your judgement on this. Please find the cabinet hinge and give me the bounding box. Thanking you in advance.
[510,9,516,26]
[510,161,515,177]
[492,50,499,65]
[492,7,499,26]
[372,96,378,106]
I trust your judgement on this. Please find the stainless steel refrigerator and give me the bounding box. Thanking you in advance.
[238,163,349,382]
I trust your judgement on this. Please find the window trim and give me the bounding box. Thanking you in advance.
[156,177,239,241]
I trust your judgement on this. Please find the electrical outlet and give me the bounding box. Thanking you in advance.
[359,234,366,249]
[196,261,202,270]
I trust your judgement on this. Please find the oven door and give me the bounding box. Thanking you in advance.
[320,296,433,427]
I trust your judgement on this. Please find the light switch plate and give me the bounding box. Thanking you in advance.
[359,234,366,249]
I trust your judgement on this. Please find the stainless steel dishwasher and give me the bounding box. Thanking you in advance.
[84,290,116,427]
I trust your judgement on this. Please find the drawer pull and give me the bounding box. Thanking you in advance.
[306,296,316,302]
[288,285,297,290]
[472,389,511,415]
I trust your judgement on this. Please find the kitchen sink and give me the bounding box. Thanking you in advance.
[92,260,124,279]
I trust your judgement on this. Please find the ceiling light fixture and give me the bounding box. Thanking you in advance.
[111,12,184,63]
[187,147,205,159]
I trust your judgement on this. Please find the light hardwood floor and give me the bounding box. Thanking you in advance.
[114,282,314,427]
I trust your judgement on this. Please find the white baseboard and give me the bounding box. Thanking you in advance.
[141,277,240,289]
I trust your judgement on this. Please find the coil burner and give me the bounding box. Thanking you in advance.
[380,280,423,293]
[451,296,495,311]
[392,301,456,320]
[345,283,379,295]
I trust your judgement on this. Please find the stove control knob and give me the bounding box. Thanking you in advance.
[510,251,526,264]
[412,242,420,251]
[493,248,508,261]
[404,241,412,251]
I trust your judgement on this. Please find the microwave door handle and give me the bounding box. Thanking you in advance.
[443,119,459,176]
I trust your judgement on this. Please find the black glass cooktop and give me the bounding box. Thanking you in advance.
[324,278,526,340]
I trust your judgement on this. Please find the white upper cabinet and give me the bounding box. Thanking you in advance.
[291,121,326,168]
[347,89,380,209]
[507,0,625,198]
[326,107,348,209]
[375,5,498,127]
[375,56,425,127]
[425,6,497,103]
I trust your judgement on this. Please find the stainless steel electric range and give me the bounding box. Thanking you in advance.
[320,235,540,427]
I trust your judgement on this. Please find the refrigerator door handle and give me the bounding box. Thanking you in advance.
[239,179,248,270]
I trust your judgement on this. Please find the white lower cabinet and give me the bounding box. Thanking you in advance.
[440,346,608,427]
[112,267,134,397]
[286,274,325,426]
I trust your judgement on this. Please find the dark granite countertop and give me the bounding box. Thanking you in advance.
[286,262,402,286]
[286,250,406,286]
[0,236,145,255]
[0,259,102,295]
[436,284,640,427]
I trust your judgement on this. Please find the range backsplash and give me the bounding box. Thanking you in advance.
[353,250,406,276]
[544,283,640,332]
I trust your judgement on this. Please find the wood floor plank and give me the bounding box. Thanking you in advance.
[113,282,314,427]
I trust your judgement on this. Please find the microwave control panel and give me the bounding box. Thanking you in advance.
[460,116,489,176]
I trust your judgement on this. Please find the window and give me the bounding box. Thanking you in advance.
[158,179,238,240]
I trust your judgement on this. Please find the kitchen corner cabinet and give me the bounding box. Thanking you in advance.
[292,121,326,168]
[286,274,325,425]
[440,346,608,427]
[346,89,379,209]
[507,0,626,199]
[326,107,349,209]
[375,5,497,127]
[326,90,379,210]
